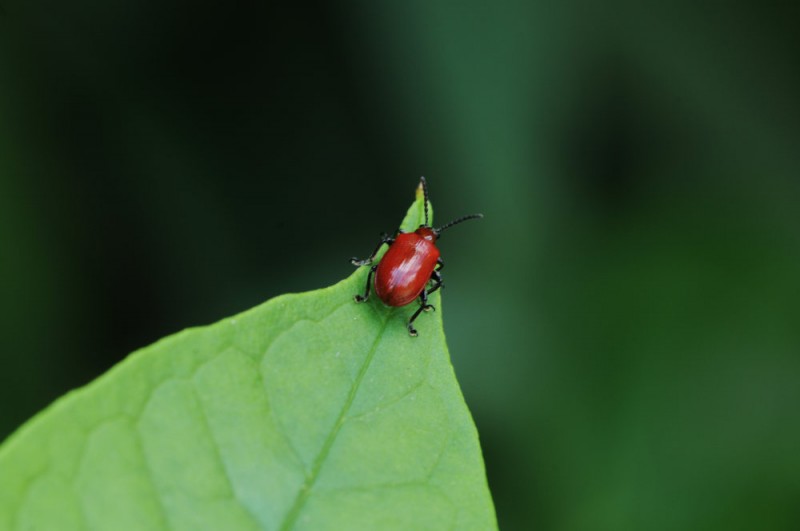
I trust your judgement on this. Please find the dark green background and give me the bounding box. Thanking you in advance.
[2,2,799,529]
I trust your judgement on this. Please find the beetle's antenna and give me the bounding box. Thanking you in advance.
[435,213,484,235]
[420,176,430,227]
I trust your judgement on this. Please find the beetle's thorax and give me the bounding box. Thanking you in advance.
[415,226,437,242]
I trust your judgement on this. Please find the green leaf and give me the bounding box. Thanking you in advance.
[0,184,497,531]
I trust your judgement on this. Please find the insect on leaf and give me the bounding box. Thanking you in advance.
[0,183,497,530]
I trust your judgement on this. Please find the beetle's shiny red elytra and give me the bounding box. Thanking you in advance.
[374,227,440,307]
[350,177,483,337]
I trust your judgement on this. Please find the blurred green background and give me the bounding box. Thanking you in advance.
[2,1,799,529]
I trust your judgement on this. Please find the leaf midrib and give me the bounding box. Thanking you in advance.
[278,310,391,530]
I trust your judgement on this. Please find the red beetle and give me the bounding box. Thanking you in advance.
[351,177,483,336]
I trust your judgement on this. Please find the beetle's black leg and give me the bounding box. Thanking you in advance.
[431,258,445,290]
[407,289,435,336]
[354,265,378,303]
[427,269,443,296]
[350,232,395,267]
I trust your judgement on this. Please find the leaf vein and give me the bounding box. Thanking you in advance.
[189,383,261,529]
[131,416,172,530]
[277,312,391,531]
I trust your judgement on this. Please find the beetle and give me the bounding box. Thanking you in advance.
[350,176,483,336]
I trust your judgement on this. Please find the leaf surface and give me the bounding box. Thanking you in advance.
[0,186,497,530]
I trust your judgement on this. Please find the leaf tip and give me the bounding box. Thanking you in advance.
[415,177,425,200]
